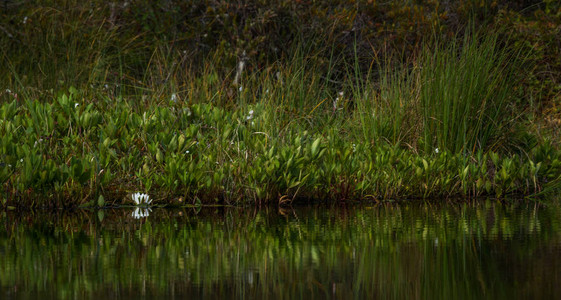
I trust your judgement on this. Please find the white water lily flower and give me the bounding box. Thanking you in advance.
[131,207,152,219]
[131,192,152,205]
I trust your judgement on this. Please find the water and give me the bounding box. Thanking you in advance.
[1,201,561,299]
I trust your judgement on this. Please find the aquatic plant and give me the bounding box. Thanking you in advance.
[131,193,152,206]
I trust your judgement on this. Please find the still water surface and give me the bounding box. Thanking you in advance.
[1,201,561,299]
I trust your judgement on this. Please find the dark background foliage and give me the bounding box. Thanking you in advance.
[0,0,560,130]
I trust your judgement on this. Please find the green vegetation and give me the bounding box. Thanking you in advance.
[1,1,560,207]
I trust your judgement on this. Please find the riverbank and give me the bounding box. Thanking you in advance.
[1,1,560,207]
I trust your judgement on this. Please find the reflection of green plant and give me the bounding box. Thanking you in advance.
[1,203,560,298]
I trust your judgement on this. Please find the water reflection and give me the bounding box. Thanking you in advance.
[131,207,152,219]
[1,201,561,299]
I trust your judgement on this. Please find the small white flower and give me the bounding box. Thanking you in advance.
[20,159,23,163]
[131,192,152,206]
[246,109,254,120]
[104,84,109,89]
[185,150,190,154]
[23,16,28,24]
[238,86,243,92]
[435,148,439,154]
[34,139,43,148]
[74,103,79,108]
[5,89,11,94]
[171,93,177,103]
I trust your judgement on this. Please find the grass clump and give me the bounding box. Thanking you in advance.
[356,33,523,154]
[419,33,519,154]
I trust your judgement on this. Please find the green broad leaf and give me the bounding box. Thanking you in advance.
[97,195,105,207]
[178,134,186,150]
[476,178,484,189]
[422,159,429,171]
[169,135,178,151]
[267,146,275,159]
[462,166,469,178]
[68,86,79,95]
[288,181,301,189]
[311,137,321,158]
[490,152,499,167]
[156,149,163,163]
[286,156,293,170]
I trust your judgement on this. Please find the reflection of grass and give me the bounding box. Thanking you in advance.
[1,204,560,298]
